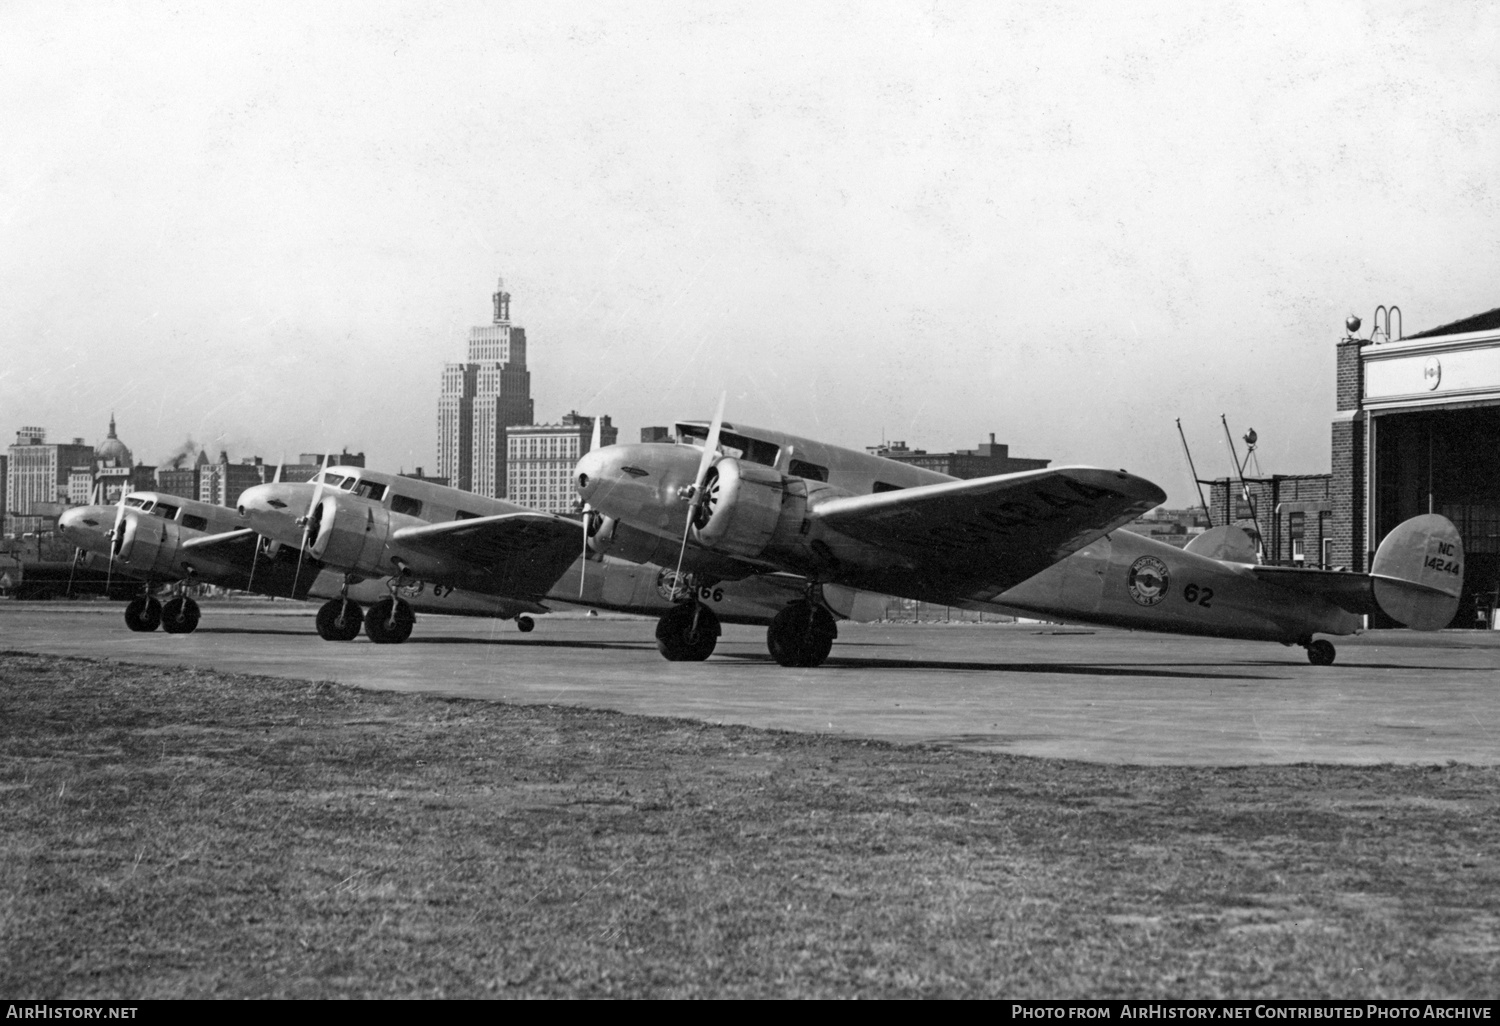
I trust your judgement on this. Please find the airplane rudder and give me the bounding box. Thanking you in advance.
[1370,514,1464,630]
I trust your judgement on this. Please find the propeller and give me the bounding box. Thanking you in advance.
[578,415,605,597]
[245,456,284,597]
[291,453,331,597]
[105,487,127,594]
[670,392,726,601]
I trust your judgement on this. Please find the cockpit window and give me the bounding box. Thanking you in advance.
[150,503,179,520]
[319,473,350,488]
[124,496,149,509]
[353,480,386,501]
[675,424,781,468]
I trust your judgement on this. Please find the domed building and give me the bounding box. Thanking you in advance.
[96,413,133,467]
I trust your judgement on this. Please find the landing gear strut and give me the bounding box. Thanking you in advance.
[766,599,838,668]
[124,593,162,633]
[1305,638,1336,666]
[655,602,720,661]
[160,595,202,634]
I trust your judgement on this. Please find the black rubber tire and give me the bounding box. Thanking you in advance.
[124,595,162,633]
[766,602,838,667]
[517,615,535,633]
[316,599,364,641]
[655,603,720,661]
[1307,639,1336,666]
[160,597,201,634]
[364,597,415,644]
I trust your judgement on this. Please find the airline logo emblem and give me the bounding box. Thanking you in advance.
[1424,357,1441,390]
[1127,556,1170,606]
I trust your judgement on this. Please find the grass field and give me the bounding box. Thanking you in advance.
[2,651,1497,999]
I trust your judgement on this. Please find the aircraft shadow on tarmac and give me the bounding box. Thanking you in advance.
[195,626,658,652]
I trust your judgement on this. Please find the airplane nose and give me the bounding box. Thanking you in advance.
[575,449,606,502]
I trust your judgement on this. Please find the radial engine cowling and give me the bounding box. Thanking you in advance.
[308,494,393,572]
[118,512,180,576]
[691,458,787,560]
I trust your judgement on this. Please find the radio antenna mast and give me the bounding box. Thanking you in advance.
[1175,419,1212,526]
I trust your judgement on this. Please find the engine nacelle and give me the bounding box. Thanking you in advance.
[118,512,180,577]
[691,458,788,561]
[308,495,393,573]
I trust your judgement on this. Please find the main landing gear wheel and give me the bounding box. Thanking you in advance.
[516,615,535,633]
[767,601,838,668]
[124,595,162,633]
[1306,639,1336,666]
[160,596,201,635]
[655,602,720,661]
[364,596,415,644]
[316,598,364,641]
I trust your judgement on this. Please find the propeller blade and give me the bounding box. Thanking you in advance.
[106,489,128,592]
[579,416,606,597]
[292,453,332,597]
[671,392,726,599]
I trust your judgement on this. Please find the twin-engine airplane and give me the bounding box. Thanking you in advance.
[235,464,824,641]
[574,414,1464,667]
[56,490,560,634]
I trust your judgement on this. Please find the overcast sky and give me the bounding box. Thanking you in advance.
[3,1,1496,503]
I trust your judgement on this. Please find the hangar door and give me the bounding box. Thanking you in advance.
[1373,405,1500,628]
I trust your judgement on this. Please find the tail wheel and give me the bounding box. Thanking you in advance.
[160,596,201,635]
[767,601,838,668]
[364,596,415,644]
[124,595,162,633]
[1307,639,1336,666]
[655,602,720,661]
[516,615,536,633]
[316,598,364,641]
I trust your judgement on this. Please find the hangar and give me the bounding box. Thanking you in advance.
[1333,306,1500,627]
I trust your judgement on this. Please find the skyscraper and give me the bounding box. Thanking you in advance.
[437,279,534,496]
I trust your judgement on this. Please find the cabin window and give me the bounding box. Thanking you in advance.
[150,503,179,520]
[675,424,781,467]
[391,494,423,517]
[353,480,387,501]
[181,514,208,531]
[788,459,829,483]
[455,510,481,521]
[872,481,904,493]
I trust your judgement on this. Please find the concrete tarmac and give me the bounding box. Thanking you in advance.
[3,601,1497,766]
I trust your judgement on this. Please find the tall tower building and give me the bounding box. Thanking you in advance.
[437,278,534,497]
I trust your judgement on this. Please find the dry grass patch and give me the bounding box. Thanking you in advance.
[1,652,1497,999]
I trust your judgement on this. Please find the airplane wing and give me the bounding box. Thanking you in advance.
[180,528,259,552]
[810,466,1165,600]
[390,513,583,598]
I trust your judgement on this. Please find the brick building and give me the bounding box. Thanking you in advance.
[1207,474,1333,567]
[866,434,1050,479]
[1331,305,1500,626]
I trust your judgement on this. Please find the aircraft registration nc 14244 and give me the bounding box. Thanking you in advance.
[574,416,1464,667]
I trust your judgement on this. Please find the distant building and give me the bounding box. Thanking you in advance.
[867,433,1050,479]
[437,279,534,497]
[640,426,673,443]
[283,451,367,483]
[199,452,273,508]
[7,427,93,532]
[1118,507,1211,549]
[507,412,617,514]
[1207,474,1333,567]
[0,453,7,526]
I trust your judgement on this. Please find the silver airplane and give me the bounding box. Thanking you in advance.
[573,416,1464,666]
[234,464,835,641]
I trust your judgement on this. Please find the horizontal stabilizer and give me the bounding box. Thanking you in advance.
[1183,525,1259,564]
[1369,514,1464,631]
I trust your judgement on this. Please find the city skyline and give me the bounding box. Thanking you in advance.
[3,3,1496,505]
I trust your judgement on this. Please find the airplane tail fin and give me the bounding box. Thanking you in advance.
[1183,525,1259,563]
[1369,514,1464,631]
